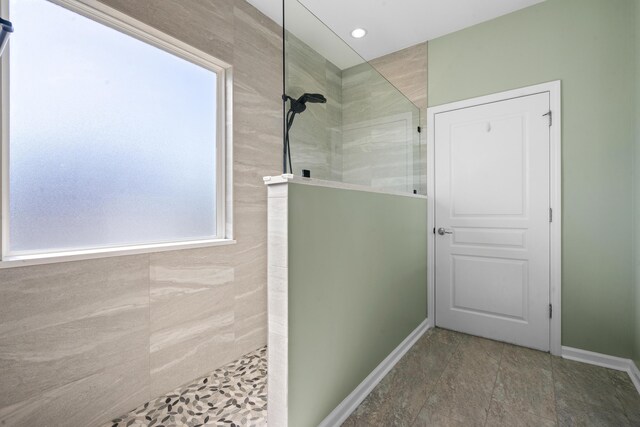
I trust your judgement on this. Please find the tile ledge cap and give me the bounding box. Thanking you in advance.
[263,174,427,200]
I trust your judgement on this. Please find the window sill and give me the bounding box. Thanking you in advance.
[0,238,237,269]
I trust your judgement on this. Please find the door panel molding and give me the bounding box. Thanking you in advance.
[426,81,562,355]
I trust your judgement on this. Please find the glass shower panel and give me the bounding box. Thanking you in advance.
[284,0,422,195]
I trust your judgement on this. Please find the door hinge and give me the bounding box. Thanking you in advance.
[417,126,422,133]
[549,208,553,223]
[549,304,553,319]
[543,110,553,127]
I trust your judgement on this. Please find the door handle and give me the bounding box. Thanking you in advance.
[437,227,453,236]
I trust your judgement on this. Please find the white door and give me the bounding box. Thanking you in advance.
[434,93,550,351]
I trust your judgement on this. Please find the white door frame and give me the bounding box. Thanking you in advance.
[426,81,562,355]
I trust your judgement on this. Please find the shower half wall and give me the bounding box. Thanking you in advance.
[265,176,428,426]
[267,2,430,425]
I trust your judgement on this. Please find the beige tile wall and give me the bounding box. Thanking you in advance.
[0,0,282,425]
[369,42,428,194]
[285,37,428,193]
[341,42,427,194]
[369,42,428,111]
[285,34,343,180]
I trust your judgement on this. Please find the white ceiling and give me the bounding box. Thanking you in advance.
[247,0,544,68]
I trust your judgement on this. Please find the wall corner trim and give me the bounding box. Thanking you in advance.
[561,346,640,395]
[318,319,431,427]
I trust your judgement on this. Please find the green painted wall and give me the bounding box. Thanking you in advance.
[287,183,427,426]
[428,0,637,357]
[634,0,640,371]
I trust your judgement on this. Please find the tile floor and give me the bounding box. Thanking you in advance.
[104,328,640,427]
[105,347,267,427]
[344,328,640,426]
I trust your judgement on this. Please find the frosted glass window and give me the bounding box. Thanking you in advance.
[7,0,223,255]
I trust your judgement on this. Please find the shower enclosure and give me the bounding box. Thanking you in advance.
[266,2,429,426]
[282,0,425,195]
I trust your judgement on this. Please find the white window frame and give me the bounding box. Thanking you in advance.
[0,0,235,268]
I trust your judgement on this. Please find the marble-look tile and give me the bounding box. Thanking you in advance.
[556,396,633,427]
[326,62,344,182]
[417,335,504,425]
[423,327,465,347]
[234,0,282,98]
[344,328,640,427]
[418,382,490,426]
[349,329,639,427]
[285,23,425,191]
[285,33,345,180]
[455,333,505,363]
[267,194,289,269]
[147,0,235,64]
[384,330,462,425]
[502,343,552,370]
[232,85,281,178]
[1,0,281,425]
[229,0,279,364]
[341,60,422,194]
[369,42,428,111]
[149,252,237,396]
[286,34,327,96]
[412,411,470,427]
[349,328,462,426]
[234,306,267,357]
[99,0,151,22]
[485,400,556,427]
[266,183,290,427]
[0,256,150,426]
[493,346,555,420]
[232,98,282,173]
[234,249,268,356]
[551,357,624,411]
[340,415,357,427]
[410,328,463,371]
[348,368,397,426]
[1,358,149,427]
[367,43,428,195]
[267,264,288,338]
[286,34,332,178]
[609,369,640,424]
[233,0,282,173]
[341,64,374,124]
[268,331,288,427]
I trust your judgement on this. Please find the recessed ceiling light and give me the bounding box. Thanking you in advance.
[351,28,367,39]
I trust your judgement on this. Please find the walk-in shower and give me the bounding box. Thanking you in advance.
[267,3,429,426]
[282,0,424,195]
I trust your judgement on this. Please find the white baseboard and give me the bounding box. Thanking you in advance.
[318,319,431,427]
[562,346,640,395]
[561,346,632,371]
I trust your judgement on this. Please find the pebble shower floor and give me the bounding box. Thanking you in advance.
[105,347,267,427]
